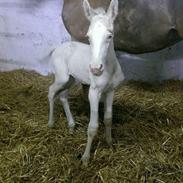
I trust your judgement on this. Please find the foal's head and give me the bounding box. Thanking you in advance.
[83,0,118,76]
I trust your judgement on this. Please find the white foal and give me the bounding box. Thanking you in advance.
[48,0,124,166]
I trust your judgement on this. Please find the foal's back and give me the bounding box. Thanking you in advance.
[51,41,91,84]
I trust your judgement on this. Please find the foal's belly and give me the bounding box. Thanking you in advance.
[69,67,90,85]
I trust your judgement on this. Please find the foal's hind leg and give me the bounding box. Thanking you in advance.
[48,74,71,128]
[48,82,66,127]
[59,89,75,134]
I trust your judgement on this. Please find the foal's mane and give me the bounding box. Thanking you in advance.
[93,8,106,16]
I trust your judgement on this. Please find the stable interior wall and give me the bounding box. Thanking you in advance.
[0,0,183,82]
[0,0,70,74]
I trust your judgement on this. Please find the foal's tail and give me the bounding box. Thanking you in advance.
[38,49,55,75]
[47,49,55,58]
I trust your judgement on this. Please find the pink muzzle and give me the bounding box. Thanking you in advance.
[89,64,104,76]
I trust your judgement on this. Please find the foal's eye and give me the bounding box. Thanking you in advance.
[107,34,113,39]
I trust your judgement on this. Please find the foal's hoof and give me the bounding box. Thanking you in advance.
[81,155,89,167]
[106,139,113,148]
[68,124,75,134]
[48,122,54,128]
[69,127,74,134]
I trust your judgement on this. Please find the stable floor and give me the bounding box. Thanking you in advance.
[0,70,183,183]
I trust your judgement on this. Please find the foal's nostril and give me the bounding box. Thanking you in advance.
[99,64,103,71]
[89,64,104,76]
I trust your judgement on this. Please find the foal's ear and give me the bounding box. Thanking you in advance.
[83,0,95,21]
[107,0,118,21]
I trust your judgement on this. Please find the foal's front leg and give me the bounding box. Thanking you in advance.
[104,90,114,146]
[81,87,101,166]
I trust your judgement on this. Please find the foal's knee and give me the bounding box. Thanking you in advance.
[60,96,67,104]
[88,124,98,138]
[48,78,69,100]
[104,118,112,127]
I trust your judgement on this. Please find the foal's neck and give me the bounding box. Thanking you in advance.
[106,39,117,64]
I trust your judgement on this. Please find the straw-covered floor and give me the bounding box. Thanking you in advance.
[0,70,182,183]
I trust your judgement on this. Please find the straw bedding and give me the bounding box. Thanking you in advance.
[0,70,182,183]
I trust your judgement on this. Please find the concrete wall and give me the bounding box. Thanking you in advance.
[0,0,183,82]
[0,0,70,73]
